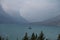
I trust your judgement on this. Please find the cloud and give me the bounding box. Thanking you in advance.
[20,0,60,22]
[1,0,60,22]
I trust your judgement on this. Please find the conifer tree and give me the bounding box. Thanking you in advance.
[23,32,28,40]
[2,37,4,40]
[17,36,18,40]
[46,39,48,40]
[0,36,1,40]
[6,37,8,40]
[57,34,60,40]
[6,36,8,40]
[37,31,45,40]
[36,34,37,40]
[30,33,36,40]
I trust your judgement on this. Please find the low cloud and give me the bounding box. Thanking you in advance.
[1,0,60,22]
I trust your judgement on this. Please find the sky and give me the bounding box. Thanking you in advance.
[0,0,60,22]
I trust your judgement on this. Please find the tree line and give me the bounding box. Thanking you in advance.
[0,31,60,40]
[22,31,60,40]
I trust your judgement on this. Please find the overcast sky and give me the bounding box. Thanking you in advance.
[0,0,60,22]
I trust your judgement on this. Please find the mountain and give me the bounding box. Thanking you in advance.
[42,15,60,26]
[30,15,60,26]
[0,4,28,24]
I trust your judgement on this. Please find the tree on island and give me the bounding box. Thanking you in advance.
[30,33,36,40]
[37,31,45,40]
[57,34,60,40]
[22,32,29,40]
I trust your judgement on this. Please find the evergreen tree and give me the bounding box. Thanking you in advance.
[30,33,36,40]
[57,34,60,40]
[0,36,1,40]
[17,36,18,40]
[23,32,28,40]
[6,37,8,40]
[46,39,48,40]
[36,34,38,40]
[37,31,45,40]
[6,36,8,40]
[2,37,4,40]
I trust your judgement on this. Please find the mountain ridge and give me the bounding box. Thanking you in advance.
[0,4,28,24]
[30,15,60,26]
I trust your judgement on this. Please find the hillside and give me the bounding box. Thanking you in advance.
[30,15,60,26]
[0,4,28,24]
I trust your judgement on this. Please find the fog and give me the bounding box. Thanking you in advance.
[1,0,60,22]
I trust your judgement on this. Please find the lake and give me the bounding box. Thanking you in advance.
[0,24,60,40]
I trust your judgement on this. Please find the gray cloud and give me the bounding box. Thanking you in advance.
[1,0,60,22]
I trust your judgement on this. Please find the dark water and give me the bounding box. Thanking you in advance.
[0,24,60,40]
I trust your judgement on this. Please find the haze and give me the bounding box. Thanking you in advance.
[0,0,60,22]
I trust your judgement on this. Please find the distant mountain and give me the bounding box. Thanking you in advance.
[0,4,28,24]
[42,15,60,26]
[30,15,60,26]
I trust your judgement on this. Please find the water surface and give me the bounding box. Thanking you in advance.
[0,24,60,40]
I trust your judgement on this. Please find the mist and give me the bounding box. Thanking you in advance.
[1,0,60,22]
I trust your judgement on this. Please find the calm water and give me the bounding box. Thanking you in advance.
[0,24,60,40]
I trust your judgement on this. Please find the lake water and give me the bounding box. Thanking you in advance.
[0,24,60,40]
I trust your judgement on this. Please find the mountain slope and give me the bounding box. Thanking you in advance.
[0,4,28,24]
[42,15,60,25]
[30,15,60,26]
